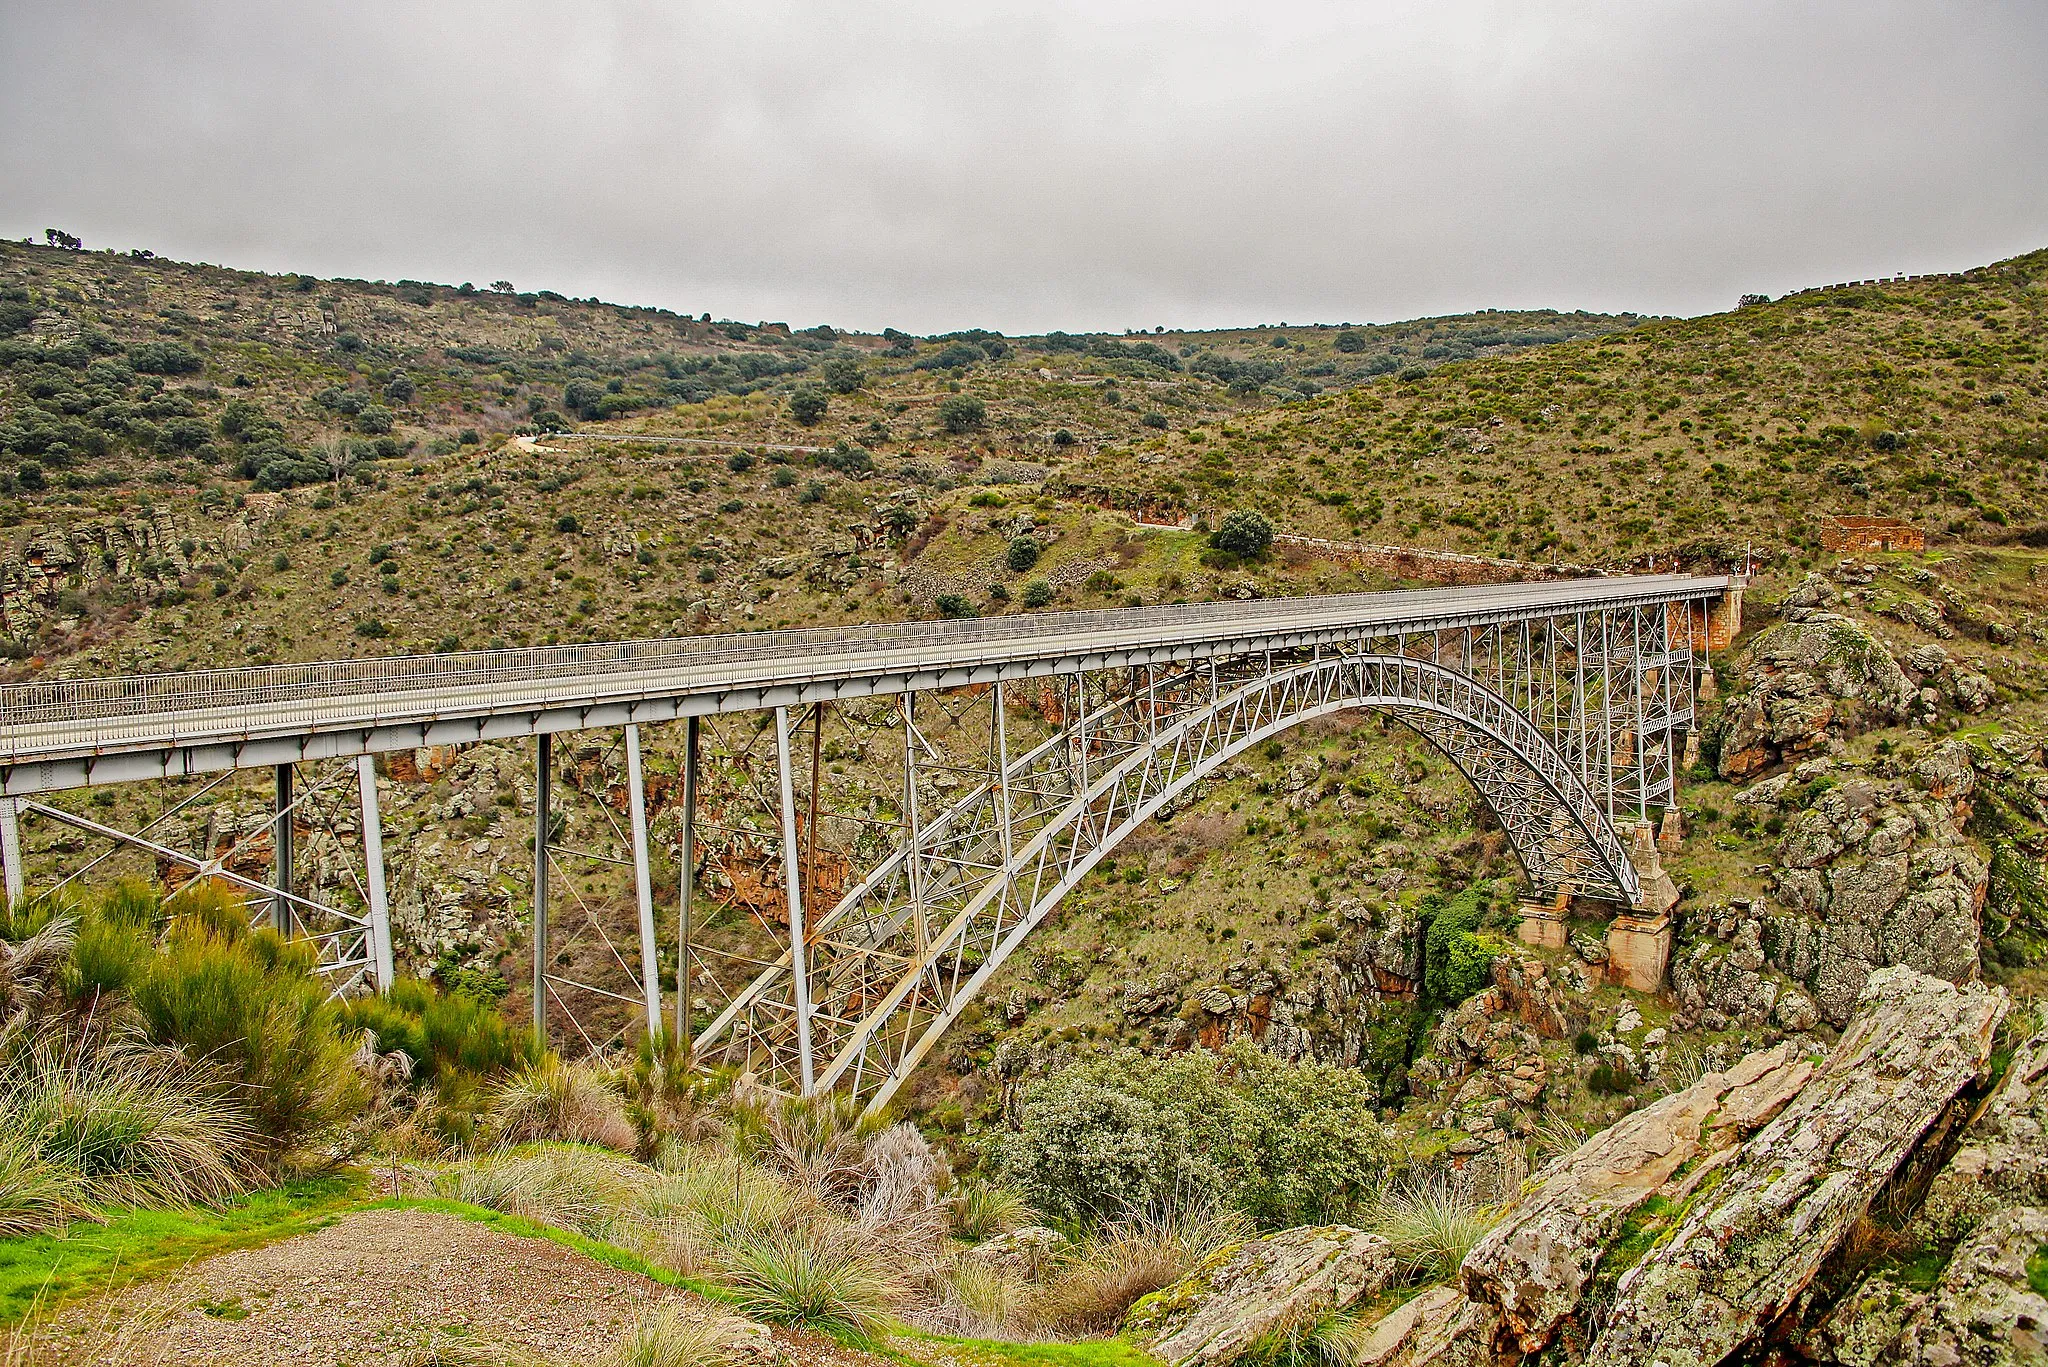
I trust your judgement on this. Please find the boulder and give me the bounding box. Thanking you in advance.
[1123,1225,1395,1367]
[1582,967,2006,1367]
[1459,1042,1813,1357]
[968,1225,1068,1279]
[1353,1285,1495,1367]
[1717,613,1915,778]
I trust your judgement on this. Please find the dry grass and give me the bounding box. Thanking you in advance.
[1027,1199,1251,1336]
[431,1147,636,1238]
[1366,1172,1501,1284]
[488,1055,637,1152]
[601,1306,742,1367]
[0,1032,256,1230]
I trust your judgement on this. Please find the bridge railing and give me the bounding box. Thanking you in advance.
[1,578,1731,736]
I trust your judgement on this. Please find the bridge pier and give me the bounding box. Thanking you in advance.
[0,796,21,906]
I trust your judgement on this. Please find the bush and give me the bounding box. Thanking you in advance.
[820,358,863,394]
[937,395,987,435]
[1005,536,1041,573]
[1418,887,1500,1008]
[127,341,202,375]
[129,901,367,1159]
[997,1042,1387,1227]
[787,386,828,426]
[727,452,754,473]
[1209,509,1274,559]
[1050,429,1076,447]
[1021,580,1054,609]
[1140,412,1168,429]
[341,976,534,1083]
[1588,1063,1632,1096]
[1334,330,1366,353]
[935,594,976,619]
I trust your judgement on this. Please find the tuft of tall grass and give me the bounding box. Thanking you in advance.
[0,1033,256,1223]
[0,1132,81,1237]
[602,1305,741,1367]
[0,918,75,1032]
[733,1090,881,1197]
[489,1054,636,1152]
[1028,1198,1252,1336]
[721,1222,903,1337]
[1366,1171,1501,1284]
[931,1257,1024,1338]
[431,1148,634,1237]
[1240,1305,1373,1367]
[951,1179,1032,1243]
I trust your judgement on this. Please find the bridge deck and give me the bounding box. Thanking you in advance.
[1,574,1728,794]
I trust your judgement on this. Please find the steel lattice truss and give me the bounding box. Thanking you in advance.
[695,598,1695,1111]
[0,582,1715,1096]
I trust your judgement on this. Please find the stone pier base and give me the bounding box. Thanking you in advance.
[1606,911,1673,993]
[1518,900,1568,950]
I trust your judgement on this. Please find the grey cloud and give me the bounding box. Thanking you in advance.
[2,1,2044,333]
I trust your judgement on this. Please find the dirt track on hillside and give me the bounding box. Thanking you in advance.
[18,1206,871,1366]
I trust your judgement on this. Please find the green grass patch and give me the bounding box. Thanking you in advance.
[920,1333,1163,1367]
[0,1176,361,1326]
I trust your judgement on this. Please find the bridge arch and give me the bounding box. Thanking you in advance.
[697,651,1645,1110]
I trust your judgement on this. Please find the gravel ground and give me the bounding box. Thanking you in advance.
[21,1207,881,1367]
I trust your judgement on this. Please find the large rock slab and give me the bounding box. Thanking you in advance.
[1582,967,2006,1367]
[1885,1206,2048,1366]
[1122,1225,1395,1367]
[1459,1042,1813,1357]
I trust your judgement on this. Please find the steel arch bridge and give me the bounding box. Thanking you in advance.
[0,573,1737,1111]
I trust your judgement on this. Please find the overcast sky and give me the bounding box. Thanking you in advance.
[2,3,2044,336]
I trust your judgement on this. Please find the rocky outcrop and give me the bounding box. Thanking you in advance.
[1460,1041,1814,1358]
[1355,968,2006,1367]
[1582,968,2004,1367]
[1716,600,1915,778]
[1410,954,1577,1151]
[1759,742,1988,1025]
[1123,1225,1395,1367]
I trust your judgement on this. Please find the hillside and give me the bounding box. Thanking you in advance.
[7,237,2048,1366]
[1060,252,2048,568]
[1,236,2045,1149]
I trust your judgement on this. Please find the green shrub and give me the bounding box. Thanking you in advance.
[1022,580,1054,609]
[1418,887,1500,1008]
[129,910,366,1159]
[1588,1063,1631,1095]
[1209,509,1274,559]
[937,395,986,435]
[342,976,535,1084]
[787,386,828,425]
[935,593,976,619]
[997,1042,1386,1227]
[1005,536,1041,573]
